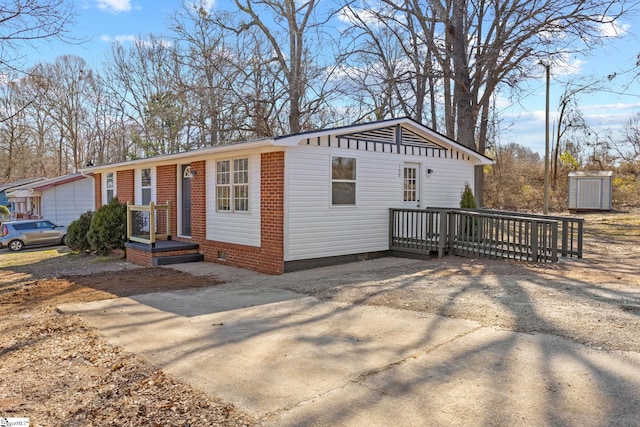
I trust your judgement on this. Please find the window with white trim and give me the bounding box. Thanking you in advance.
[331,156,356,205]
[106,172,115,203]
[216,158,249,212]
[141,168,152,204]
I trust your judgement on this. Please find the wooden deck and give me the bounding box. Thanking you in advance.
[390,208,583,263]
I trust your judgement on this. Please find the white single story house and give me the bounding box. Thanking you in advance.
[6,172,95,226]
[83,117,493,274]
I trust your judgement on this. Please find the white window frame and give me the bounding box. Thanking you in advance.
[105,172,115,204]
[331,156,357,206]
[216,157,249,213]
[141,167,153,205]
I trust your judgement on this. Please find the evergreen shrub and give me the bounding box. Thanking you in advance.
[66,210,94,252]
[87,197,127,254]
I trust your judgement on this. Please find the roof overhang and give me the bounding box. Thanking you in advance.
[82,139,275,173]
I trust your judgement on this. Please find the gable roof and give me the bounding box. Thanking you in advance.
[274,117,493,165]
[6,173,91,197]
[82,117,493,172]
[0,177,46,193]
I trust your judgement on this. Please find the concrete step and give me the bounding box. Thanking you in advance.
[152,253,204,266]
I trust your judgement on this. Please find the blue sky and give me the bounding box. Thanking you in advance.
[21,0,640,156]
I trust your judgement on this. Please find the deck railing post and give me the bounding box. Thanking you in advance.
[551,222,558,262]
[448,211,456,255]
[561,219,568,257]
[438,210,446,258]
[166,200,172,240]
[149,201,156,247]
[126,201,132,242]
[531,220,538,262]
[577,220,584,258]
[388,208,395,250]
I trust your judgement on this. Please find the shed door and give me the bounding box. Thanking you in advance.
[577,178,602,209]
[402,163,421,208]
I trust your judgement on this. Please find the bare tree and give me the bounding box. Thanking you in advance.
[233,0,335,134]
[170,3,247,146]
[102,36,188,156]
[612,113,640,175]
[345,0,636,204]
[0,0,76,76]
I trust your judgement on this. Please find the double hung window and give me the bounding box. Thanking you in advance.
[106,172,115,203]
[331,156,356,206]
[216,158,249,212]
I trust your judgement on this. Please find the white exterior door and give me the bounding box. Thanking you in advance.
[402,163,421,208]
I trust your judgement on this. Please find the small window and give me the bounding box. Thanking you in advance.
[106,172,115,203]
[141,168,152,204]
[331,156,356,205]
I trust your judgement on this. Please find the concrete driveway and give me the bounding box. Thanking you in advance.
[59,260,640,426]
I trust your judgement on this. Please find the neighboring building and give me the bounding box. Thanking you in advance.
[568,171,613,212]
[0,177,45,208]
[6,173,95,226]
[83,117,493,274]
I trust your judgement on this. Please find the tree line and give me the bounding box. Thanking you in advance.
[0,0,637,205]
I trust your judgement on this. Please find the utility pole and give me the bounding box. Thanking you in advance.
[544,63,550,214]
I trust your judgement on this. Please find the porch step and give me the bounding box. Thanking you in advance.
[152,253,204,266]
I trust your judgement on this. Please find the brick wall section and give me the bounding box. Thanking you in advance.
[190,161,207,242]
[197,151,285,275]
[156,165,177,237]
[126,247,154,267]
[94,173,102,210]
[258,151,285,274]
[116,169,134,204]
[126,246,199,266]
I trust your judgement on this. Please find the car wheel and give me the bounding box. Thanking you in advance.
[8,240,24,251]
[61,235,67,246]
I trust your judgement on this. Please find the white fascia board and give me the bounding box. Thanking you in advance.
[273,117,494,166]
[81,139,275,173]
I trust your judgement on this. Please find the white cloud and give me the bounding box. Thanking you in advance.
[100,34,137,43]
[187,0,216,12]
[550,53,585,77]
[96,0,132,14]
[598,17,630,38]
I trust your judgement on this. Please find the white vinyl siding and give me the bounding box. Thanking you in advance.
[206,153,261,246]
[421,158,475,207]
[41,178,95,227]
[284,145,475,261]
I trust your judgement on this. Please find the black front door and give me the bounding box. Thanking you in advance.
[181,164,192,236]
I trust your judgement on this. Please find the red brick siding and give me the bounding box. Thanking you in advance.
[126,246,199,267]
[258,151,285,274]
[156,165,177,237]
[190,161,206,242]
[126,247,154,267]
[94,173,102,210]
[116,169,134,204]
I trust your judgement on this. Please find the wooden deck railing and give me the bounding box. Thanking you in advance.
[390,208,583,263]
[126,201,171,247]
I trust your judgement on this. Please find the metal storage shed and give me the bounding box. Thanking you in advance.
[568,171,613,212]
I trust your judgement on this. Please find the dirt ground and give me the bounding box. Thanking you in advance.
[1,211,640,425]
